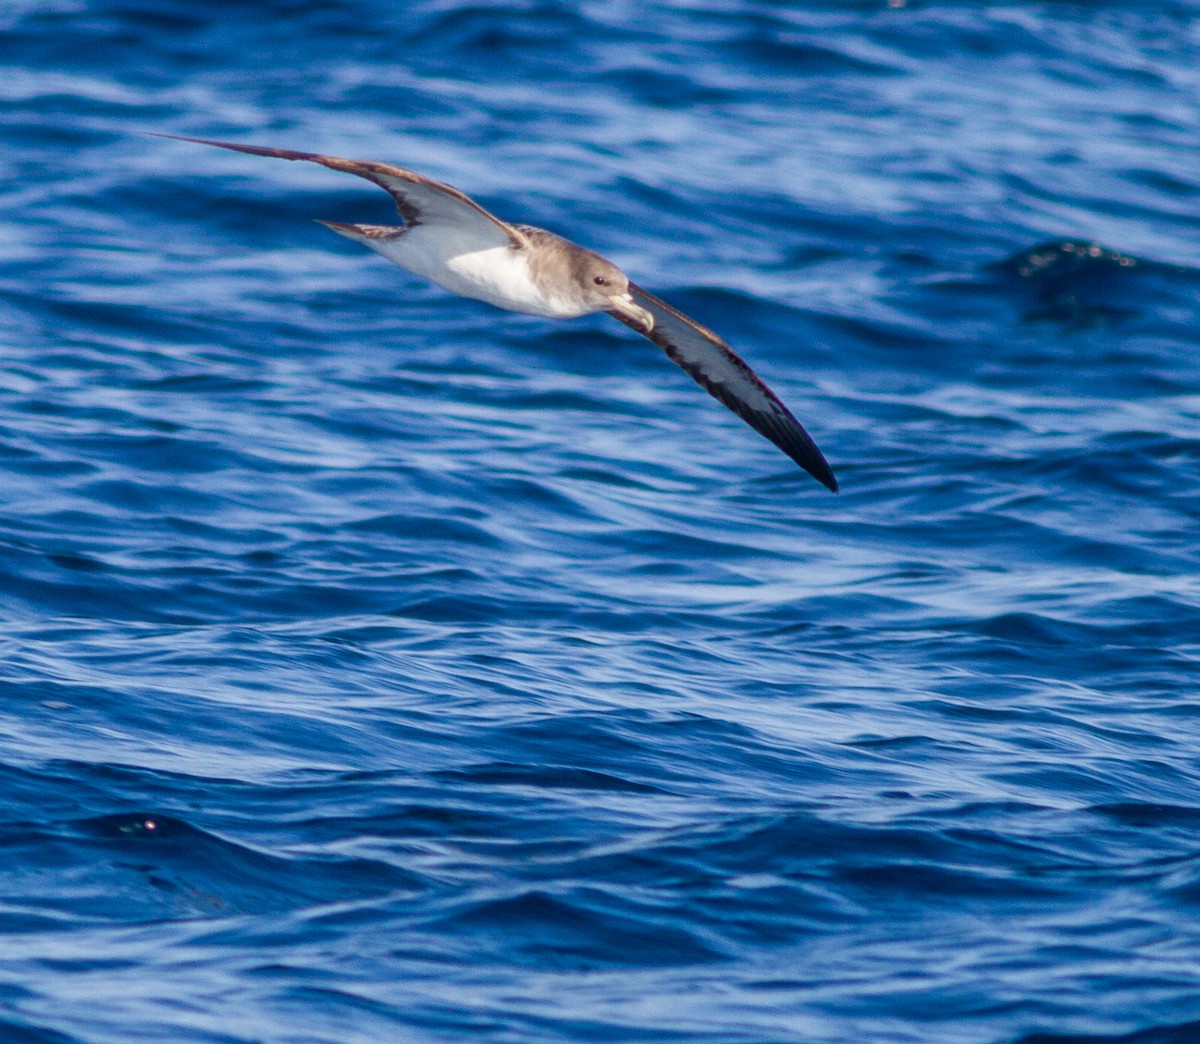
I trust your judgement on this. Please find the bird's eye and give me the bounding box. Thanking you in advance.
[593,275,608,286]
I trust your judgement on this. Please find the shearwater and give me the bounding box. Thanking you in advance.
[159,134,838,492]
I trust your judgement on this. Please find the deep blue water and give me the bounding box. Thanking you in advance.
[3,2,1200,1041]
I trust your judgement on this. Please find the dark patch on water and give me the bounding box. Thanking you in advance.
[990,240,1198,324]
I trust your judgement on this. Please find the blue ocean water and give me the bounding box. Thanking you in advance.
[2,1,1200,1040]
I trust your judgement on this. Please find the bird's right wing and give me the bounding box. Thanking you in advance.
[608,284,838,491]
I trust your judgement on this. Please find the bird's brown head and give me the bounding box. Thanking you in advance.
[572,252,654,330]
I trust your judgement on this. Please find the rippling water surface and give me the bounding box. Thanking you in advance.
[3,2,1200,1041]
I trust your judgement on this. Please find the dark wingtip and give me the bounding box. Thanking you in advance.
[805,456,838,493]
[145,132,223,145]
[146,133,318,162]
[777,422,838,492]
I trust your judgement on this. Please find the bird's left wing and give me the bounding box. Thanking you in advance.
[607,284,838,491]
[155,134,529,250]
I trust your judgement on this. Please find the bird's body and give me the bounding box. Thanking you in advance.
[343,221,613,319]
[160,134,838,491]
[364,227,550,314]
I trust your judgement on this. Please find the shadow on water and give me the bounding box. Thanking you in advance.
[0,812,417,924]
[1017,1014,1200,1044]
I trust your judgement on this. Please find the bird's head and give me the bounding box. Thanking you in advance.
[573,253,654,330]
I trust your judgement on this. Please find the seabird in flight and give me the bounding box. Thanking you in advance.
[158,134,838,491]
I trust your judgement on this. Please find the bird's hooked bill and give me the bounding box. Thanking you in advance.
[608,292,654,331]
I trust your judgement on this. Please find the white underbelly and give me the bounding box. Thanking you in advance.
[366,228,586,318]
